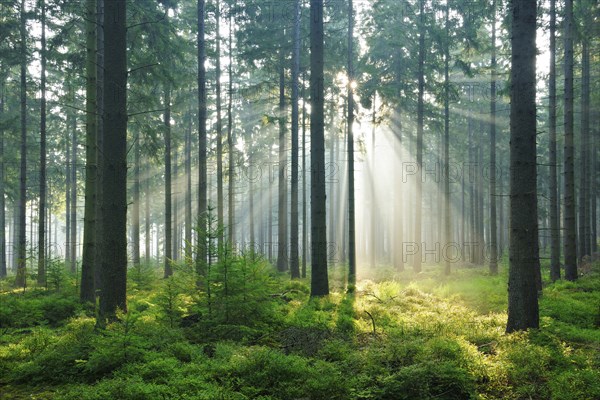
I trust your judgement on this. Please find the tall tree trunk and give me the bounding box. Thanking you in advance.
[548,0,560,281]
[145,162,151,264]
[94,0,104,292]
[66,114,72,270]
[215,0,224,250]
[414,0,425,273]
[310,0,328,296]
[302,72,308,278]
[15,0,27,288]
[277,58,288,272]
[70,98,77,272]
[290,0,301,279]
[132,132,140,267]
[227,14,235,246]
[185,109,192,259]
[489,0,498,275]
[578,19,591,260]
[197,0,208,279]
[506,0,539,333]
[347,0,357,285]
[81,0,97,302]
[370,97,376,268]
[563,0,577,280]
[0,78,6,278]
[99,0,128,320]
[164,87,173,277]
[37,0,47,286]
[443,5,451,275]
[173,150,179,262]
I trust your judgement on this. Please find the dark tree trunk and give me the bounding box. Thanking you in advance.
[145,162,151,264]
[164,87,173,278]
[347,0,356,286]
[98,0,128,320]
[185,109,192,259]
[548,0,560,281]
[489,0,498,275]
[578,23,591,260]
[506,0,539,333]
[81,0,97,302]
[70,97,77,272]
[227,14,235,246]
[37,0,47,286]
[15,0,27,288]
[290,0,301,279]
[563,0,577,281]
[215,0,224,250]
[413,0,425,272]
[0,78,6,278]
[443,5,451,275]
[310,0,328,297]
[197,0,208,278]
[277,59,288,272]
[132,132,140,267]
[94,0,104,293]
[301,73,308,278]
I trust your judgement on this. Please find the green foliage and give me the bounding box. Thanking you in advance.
[0,292,80,328]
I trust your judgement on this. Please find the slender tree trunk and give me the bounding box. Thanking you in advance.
[66,115,72,270]
[164,87,173,277]
[15,0,27,288]
[173,150,179,262]
[81,0,97,302]
[145,163,151,264]
[578,22,590,260]
[99,0,128,320]
[414,0,425,272]
[94,0,104,293]
[215,0,224,250]
[370,98,376,268]
[443,5,451,275]
[302,73,308,278]
[310,0,328,296]
[489,0,498,275]
[290,0,301,279]
[132,132,140,267]
[227,14,235,246]
[563,0,577,280]
[37,0,47,286]
[185,109,192,259]
[197,0,208,279]
[70,98,77,272]
[506,0,539,332]
[347,0,356,285]
[277,58,289,272]
[0,79,6,278]
[548,0,560,281]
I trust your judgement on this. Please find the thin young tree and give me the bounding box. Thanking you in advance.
[506,0,539,333]
[164,86,173,278]
[197,0,208,277]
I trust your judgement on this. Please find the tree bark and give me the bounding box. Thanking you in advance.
[0,77,6,278]
[506,0,539,333]
[310,0,328,297]
[290,0,301,279]
[563,0,577,281]
[413,0,425,273]
[197,0,208,279]
[15,0,27,288]
[489,0,498,275]
[215,0,224,251]
[81,0,97,302]
[548,0,560,281]
[98,0,128,320]
[227,13,235,246]
[347,0,356,286]
[578,18,591,260]
[277,58,288,272]
[444,4,451,275]
[94,0,104,293]
[37,0,47,286]
[164,86,173,277]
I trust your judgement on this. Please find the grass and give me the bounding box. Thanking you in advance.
[1,259,599,399]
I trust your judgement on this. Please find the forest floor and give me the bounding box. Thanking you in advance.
[1,257,599,399]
